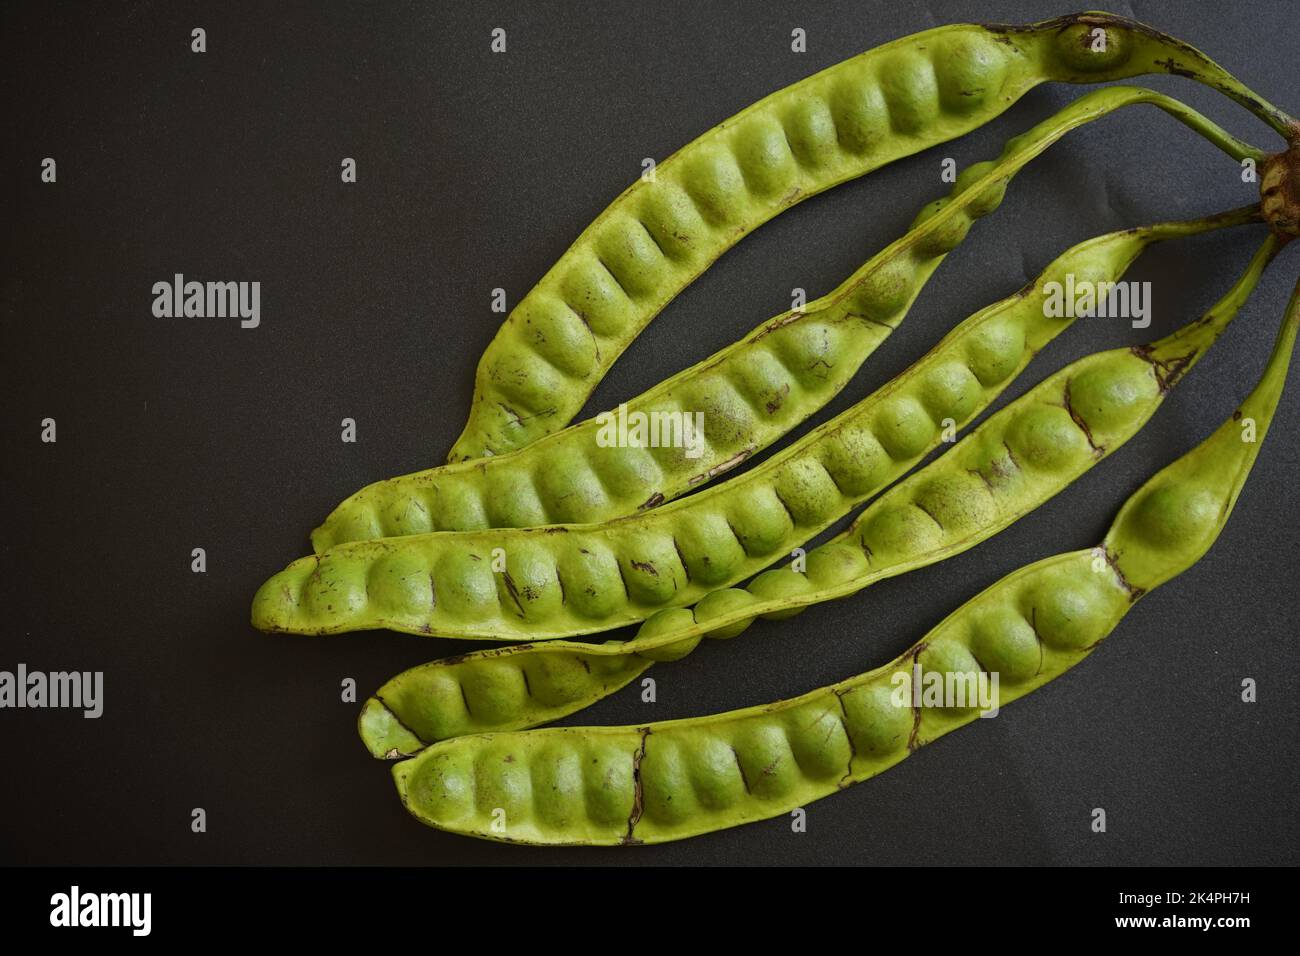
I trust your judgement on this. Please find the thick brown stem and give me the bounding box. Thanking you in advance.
[1262,129,1300,238]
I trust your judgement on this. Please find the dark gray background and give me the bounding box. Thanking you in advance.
[2,0,1296,865]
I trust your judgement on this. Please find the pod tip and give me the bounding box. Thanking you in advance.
[359,697,425,759]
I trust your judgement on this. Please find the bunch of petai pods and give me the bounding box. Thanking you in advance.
[253,12,1299,844]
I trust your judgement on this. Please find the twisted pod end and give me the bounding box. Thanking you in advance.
[1262,134,1300,238]
[358,697,424,759]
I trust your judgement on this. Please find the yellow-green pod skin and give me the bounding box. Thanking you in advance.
[392,550,1123,845]
[1103,280,1299,593]
[313,153,985,551]
[394,280,1300,844]
[323,54,1275,553]
[256,91,1262,641]
[449,11,1290,461]
[356,226,1274,756]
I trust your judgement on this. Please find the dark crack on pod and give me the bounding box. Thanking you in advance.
[622,728,651,845]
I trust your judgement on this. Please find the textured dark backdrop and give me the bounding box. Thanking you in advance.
[2,0,1297,865]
